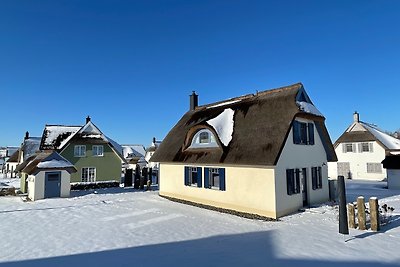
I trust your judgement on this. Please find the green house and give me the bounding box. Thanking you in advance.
[38,117,126,184]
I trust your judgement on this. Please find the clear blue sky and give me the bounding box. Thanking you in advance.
[1,0,400,148]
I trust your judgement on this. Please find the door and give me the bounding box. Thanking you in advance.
[45,172,61,198]
[301,168,308,207]
[337,162,351,179]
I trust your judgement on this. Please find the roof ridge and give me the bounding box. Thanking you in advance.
[45,124,83,127]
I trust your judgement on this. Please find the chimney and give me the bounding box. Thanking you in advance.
[86,116,91,124]
[190,91,198,111]
[152,137,156,144]
[353,111,360,123]
[24,131,29,140]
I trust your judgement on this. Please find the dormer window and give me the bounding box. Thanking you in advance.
[189,129,219,149]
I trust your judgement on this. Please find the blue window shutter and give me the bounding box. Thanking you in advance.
[311,167,317,190]
[184,166,189,186]
[219,168,226,191]
[204,168,210,188]
[293,121,300,144]
[308,123,314,145]
[286,169,293,195]
[197,167,202,187]
[318,167,322,188]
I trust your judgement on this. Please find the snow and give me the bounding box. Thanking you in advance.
[206,99,241,109]
[1,179,399,266]
[296,101,324,117]
[207,108,235,146]
[122,145,146,158]
[362,123,400,150]
[37,159,74,169]
[43,126,81,149]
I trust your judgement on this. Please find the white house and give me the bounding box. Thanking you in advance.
[328,112,400,181]
[151,83,337,219]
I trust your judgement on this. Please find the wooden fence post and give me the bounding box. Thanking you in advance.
[369,197,380,231]
[357,196,366,230]
[348,203,356,228]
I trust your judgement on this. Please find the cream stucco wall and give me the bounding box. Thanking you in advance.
[28,170,71,201]
[387,169,400,189]
[159,163,277,218]
[328,141,387,181]
[275,117,330,218]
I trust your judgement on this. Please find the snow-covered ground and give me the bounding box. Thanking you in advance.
[0,179,399,267]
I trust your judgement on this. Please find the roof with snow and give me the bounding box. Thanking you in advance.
[6,149,19,163]
[22,137,41,161]
[335,118,400,151]
[39,120,126,163]
[151,83,337,166]
[122,145,146,159]
[16,151,76,175]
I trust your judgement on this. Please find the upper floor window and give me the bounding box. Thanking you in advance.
[189,129,219,149]
[359,142,373,153]
[343,143,355,153]
[74,145,86,157]
[293,121,314,145]
[92,145,104,157]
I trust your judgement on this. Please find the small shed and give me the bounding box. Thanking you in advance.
[382,154,400,190]
[19,151,76,201]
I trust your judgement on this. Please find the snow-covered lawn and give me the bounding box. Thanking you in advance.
[0,180,399,267]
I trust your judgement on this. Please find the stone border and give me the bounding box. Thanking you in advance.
[160,195,278,222]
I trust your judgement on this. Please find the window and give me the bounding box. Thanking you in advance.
[286,169,300,195]
[342,143,355,153]
[204,167,226,191]
[293,121,314,145]
[92,145,104,156]
[359,142,373,153]
[311,167,323,190]
[82,167,96,182]
[184,167,202,187]
[367,163,382,173]
[189,129,219,148]
[74,145,86,157]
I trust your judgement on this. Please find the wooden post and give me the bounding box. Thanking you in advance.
[348,203,356,229]
[369,197,380,231]
[357,196,367,230]
[337,176,349,235]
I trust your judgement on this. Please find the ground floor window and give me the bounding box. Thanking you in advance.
[82,167,96,182]
[204,167,226,191]
[286,169,300,195]
[367,163,382,173]
[311,166,322,190]
[184,166,202,187]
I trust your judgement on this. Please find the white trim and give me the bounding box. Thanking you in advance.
[81,167,96,182]
[92,145,104,157]
[74,145,86,157]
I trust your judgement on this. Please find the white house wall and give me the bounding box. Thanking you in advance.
[159,163,277,218]
[328,141,386,181]
[275,117,330,218]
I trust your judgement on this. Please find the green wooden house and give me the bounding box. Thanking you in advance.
[38,116,126,184]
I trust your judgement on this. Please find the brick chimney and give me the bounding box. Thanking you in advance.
[353,111,360,123]
[24,131,29,140]
[190,91,198,111]
[86,116,91,124]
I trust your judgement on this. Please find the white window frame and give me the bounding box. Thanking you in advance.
[81,167,96,182]
[74,145,86,157]
[367,163,382,173]
[92,145,104,157]
[343,143,355,153]
[189,167,198,186]
[209,168,220,189]
[189,129,219,149]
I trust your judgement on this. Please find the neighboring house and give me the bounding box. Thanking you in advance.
[122,144,146,169]
[145,137,162,170]
[5,150,19,177]
[151,83,337,219]
[39,116,126,185]
[382,153,400,189]
[328,112,400,181]
[16,151,76,200]
[1,146,19,175]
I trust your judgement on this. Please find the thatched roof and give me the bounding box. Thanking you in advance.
[6,149,19,163]
[151,83,337,166]
[16,151,77,175]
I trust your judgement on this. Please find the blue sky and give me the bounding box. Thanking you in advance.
[1,0,400,148]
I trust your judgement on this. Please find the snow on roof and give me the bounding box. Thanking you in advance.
[42,126,82,150]
[362,122,400,150]
[296,101,324,117]
[23,137,41,161]
[206,99,241,109]
[207,108,235,146]
[37,159,74,169]
[122,145,146,158]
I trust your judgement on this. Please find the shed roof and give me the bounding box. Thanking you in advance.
[17,151,77,175]
[151,83,337,166]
